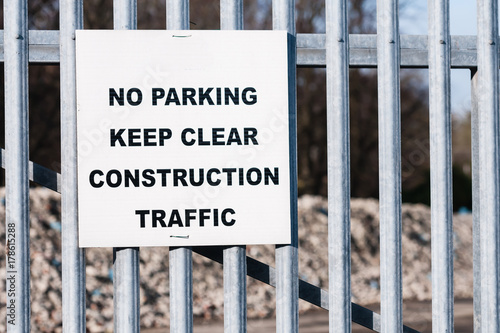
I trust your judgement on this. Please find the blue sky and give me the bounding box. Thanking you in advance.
[400,1,477,114]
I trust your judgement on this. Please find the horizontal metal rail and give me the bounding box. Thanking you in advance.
[297,34,478,68]
[0,30,481,68]
[0,30,60,63]
[0,148,420,333]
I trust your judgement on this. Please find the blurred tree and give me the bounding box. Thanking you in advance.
[28,0,61,173]
[451,112,473,210]
[452,111,472,177]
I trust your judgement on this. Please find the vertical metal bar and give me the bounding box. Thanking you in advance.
[477,0,500,331]
[166,2,193,333]
[112,3,140,332]
[220,0,243,30]
[167,0,190,30]
[470,68,481,333]
[114,0,137,30]
[428,0,454,332]
[376,0,402,332]
[60,0,86,332]
[113,248,140,333]
[223,247,246,332]
[4,0,30,331]
[169,247,193,333]
[325,0,351,332]
[220,1,247,332]
[273,1,299,332]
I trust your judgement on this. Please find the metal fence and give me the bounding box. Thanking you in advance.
[1,0,498,332]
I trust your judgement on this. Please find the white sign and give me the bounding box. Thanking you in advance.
[76,30,292,248]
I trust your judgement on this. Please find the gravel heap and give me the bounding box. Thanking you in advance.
[0,188,473,332]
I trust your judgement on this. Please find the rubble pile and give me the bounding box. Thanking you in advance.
[0,189,473,332]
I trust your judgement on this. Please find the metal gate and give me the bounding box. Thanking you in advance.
[1,0,498,332]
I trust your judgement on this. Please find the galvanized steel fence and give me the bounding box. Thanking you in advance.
[1,0,499,332]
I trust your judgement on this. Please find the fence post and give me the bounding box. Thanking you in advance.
[325,0,351,332]
[4,0,30,331]
[273,1,299,332]
[60,0,86,332]
[376,0,403,332]
[220,1,248,332]
[477,0,500,331]
[111,1,140,332]
[166,2,193,333]
[428,0,454,331]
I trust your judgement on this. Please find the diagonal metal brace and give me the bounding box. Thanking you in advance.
[192,246,420,333]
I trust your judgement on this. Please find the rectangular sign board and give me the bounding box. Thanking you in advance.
[76,30,292,247]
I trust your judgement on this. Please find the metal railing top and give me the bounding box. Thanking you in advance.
[0,30,483,68]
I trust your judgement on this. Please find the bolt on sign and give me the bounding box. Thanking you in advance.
[76,30,294,247]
